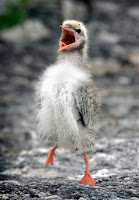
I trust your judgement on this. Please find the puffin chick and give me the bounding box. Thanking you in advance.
[35,20,100,186]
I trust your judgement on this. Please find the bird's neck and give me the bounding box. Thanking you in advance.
[57,50,88,67]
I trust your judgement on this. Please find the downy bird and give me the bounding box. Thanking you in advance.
[36,20,100,186]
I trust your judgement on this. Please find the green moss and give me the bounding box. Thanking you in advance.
[0,0,57,31]
[0,9,26,30]
[0,0,27,31]
[18,0,28,6]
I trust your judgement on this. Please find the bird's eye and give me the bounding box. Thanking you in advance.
[75,28,81,34]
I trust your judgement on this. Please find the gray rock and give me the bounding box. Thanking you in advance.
[61,0,88,21]
[0,1,6,15]
[0,0,139,199]
[97,31,120,44]
[111,45,128,61]
[90,58,120,75]
[128,50,139,67]
[45,195,62,200]
[94,1,121,14]
[0,19,50,43]
[128,7,139,20]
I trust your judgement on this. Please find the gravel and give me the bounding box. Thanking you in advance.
[0,0,139,199]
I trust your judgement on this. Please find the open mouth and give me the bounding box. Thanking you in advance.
[58,26,77,52]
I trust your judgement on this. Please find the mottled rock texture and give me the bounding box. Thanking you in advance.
[0,0,139,199]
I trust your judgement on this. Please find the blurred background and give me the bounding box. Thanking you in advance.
[0,0,139,198]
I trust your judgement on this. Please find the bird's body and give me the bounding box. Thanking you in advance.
[35,20,100,186]
[37,52,99,153]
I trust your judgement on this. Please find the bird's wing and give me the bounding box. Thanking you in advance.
[73,83,100,128]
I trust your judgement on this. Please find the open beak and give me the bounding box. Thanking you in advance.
[58,26,77,52]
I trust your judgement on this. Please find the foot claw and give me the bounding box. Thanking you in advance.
[80,171,95,186]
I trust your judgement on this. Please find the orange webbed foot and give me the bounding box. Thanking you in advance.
[45,148,56,166]
[45,145,58,166]
[80,170,95,186]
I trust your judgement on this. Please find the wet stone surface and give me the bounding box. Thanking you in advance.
[0,0,139,199]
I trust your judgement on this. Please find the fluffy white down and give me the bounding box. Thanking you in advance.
[37,61,95,153]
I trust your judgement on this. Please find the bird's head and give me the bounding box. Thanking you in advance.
[58,20,88,53]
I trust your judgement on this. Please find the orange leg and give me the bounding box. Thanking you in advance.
[45,145,58,166]
[80,152,95,186]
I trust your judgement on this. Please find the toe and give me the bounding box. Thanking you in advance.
[80,172,95,186]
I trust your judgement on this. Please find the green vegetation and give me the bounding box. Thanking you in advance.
[0,9,26,31]
[0,0,57,31]
[0,0,27,31]
[47,0,57,2]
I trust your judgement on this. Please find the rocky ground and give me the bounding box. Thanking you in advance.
[0,0,139,199]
